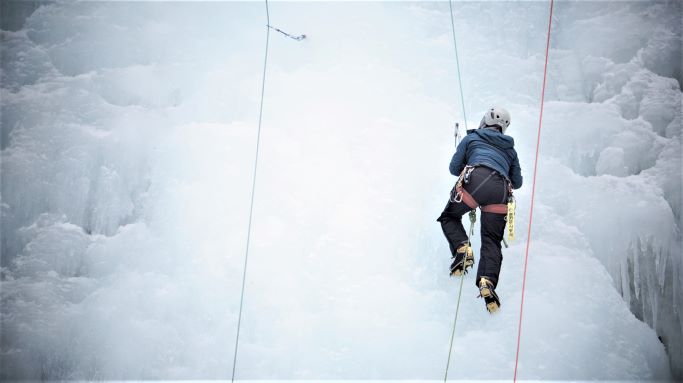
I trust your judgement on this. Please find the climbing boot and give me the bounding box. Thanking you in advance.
[478,277,501,313]
[449,243,474,277]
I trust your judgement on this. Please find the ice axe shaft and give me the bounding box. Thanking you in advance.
[454,122,460,148]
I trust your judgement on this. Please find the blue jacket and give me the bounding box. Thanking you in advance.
[449,128,523,189]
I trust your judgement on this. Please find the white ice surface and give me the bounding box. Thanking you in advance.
[1,1,680,380]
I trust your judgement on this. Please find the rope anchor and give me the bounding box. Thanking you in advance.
[267,24,306,40]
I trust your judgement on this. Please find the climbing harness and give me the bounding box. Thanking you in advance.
[451,166,513,216]
[444,209,476,381]
[450,165,515,250]
[231,1,305,381]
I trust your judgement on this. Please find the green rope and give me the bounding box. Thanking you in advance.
[444,210,477,381]
[443,1,473,380]
[448,0,468,130]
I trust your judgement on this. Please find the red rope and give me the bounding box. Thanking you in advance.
[513,0,554,381]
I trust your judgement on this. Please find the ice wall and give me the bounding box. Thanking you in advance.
[541,1,682,377]
[1,1,678,380]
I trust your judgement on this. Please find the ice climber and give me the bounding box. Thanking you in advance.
[437,106,522,313]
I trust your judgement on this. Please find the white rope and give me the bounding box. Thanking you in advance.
[231,2,305,380]
[231,0,270,380]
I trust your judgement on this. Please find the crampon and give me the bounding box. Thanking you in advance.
[478,277,501,313]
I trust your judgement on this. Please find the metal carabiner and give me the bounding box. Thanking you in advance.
[463,165,474,184]
[450,182,464,203]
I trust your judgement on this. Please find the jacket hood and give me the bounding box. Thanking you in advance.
[473,128,515,149]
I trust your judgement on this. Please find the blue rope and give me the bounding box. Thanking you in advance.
[231,0,270,380]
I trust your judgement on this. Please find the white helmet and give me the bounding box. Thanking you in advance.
[479,106,511,133]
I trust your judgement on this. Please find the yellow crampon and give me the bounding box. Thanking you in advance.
[506,196,516,242]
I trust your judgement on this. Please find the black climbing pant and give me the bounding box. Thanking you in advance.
[437,166,509,288]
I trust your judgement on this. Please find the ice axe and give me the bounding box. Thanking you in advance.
[454,122,460,148]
